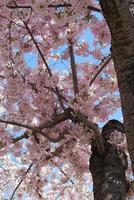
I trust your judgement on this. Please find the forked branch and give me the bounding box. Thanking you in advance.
[71,111,105,154]
[0,107,105,152]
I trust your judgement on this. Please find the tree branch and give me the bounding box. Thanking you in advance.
[13,132,29,143]
[13,128,69,144]
[48,3,72,8]
[55,87,66,111]
[0,75,5,79]
[55,163,74,185]
[28,82,67,104]
[68,44,79,95]
[0,108,105,150]
[38,108,71,130]
[44,85,67,102]
[70,111,105,154]
[87,5,102,13]
[0,108,105,151]
[10,163,33,200]
[46,138,76,160]
[0,118,35,131]
[44,129,69,143]
[89,55,112,86]
[23,21,52,76]
[7,5,32,9]
[0,109,72,144]
[6,3,102,13]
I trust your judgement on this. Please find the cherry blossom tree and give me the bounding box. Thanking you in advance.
[100,0,134,177]
[0,0,133,199]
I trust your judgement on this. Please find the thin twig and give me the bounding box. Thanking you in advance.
[7,5,32,9]
[10,163,33,200]
[0,166,9,172]
[13,132,29,142]
[23,21,52,76]
[87,5,102,13]
[48,3,72,8]
[0,75,5,79]
[46,138,76,160]
[55,87,66,111]
[89,55,112,86]
[44,85,67,102]
[53,160,74,185]
[55,185,68,200]
[28,82,66,110]
[59,168,74,184]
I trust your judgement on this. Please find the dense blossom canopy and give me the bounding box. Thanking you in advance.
[0,0,133,199]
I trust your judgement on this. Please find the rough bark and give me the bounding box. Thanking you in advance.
[99,0,134,175]
[90,141,128,200]
[90,120,128,200]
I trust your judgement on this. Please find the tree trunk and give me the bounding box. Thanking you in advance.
[90,141,128,200]
[100,0,134,175]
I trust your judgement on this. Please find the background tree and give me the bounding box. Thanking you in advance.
[0,0,133,199]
